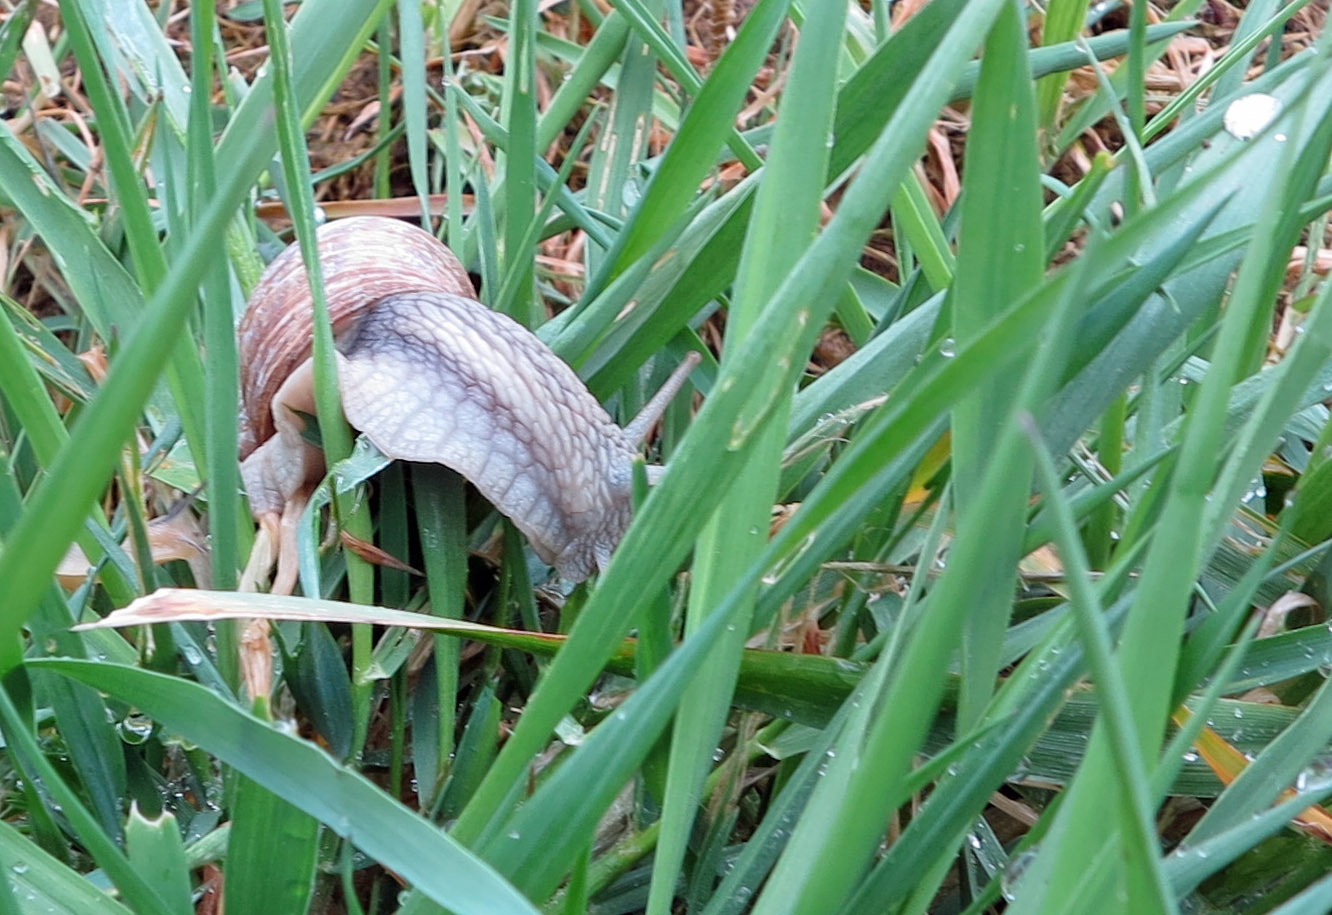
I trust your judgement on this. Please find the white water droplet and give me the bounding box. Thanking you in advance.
[1223,93,1281,140]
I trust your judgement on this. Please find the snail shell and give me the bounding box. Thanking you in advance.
[238,216,476,460]
[238,216,637,581]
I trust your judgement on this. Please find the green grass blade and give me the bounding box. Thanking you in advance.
[0,819,129,914]
[646,6,845,911]
[950,0,1045,730]
[126,806,192,915]
[1023,416,1176,912]
[1038,0,1091,129]
[35,659,539,914]
[224,775,320,914]
[498,0,538,322]
[397,0,432,227]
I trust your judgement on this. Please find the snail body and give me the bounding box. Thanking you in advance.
[238,216,676,584]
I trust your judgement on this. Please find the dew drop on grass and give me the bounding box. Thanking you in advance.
[1223,93,1281,140]
[118,714,153,745]
[1296,756,1332,792]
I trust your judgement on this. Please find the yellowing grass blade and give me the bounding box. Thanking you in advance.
[1173,705,1332,844]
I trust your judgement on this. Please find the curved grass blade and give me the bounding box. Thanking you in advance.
[32,659,539,915]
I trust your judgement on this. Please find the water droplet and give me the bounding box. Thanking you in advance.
[118,714,153,745]
[10,862,27,875]
[1223,92,1282,140]
[939,337,956,358]
[1296,756,1332,792]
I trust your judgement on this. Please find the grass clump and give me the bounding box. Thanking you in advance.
[2,1,1332,912]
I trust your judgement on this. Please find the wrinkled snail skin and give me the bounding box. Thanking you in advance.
[237,215,658,584]
[336,291,638,581]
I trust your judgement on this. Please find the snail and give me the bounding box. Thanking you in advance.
[238,216,697,592]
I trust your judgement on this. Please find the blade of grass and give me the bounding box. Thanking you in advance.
[1037,0,1091,130]
[950,0,1045,730]
[397,0,432,227]
[646,6,845,911]
[0,818,129,914]
[498,0,538,322]
[36,659,539,915]
[125,806,192,915]
[1022,415,1176,912]
[224,768,320,914]
[189,0,242,688]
